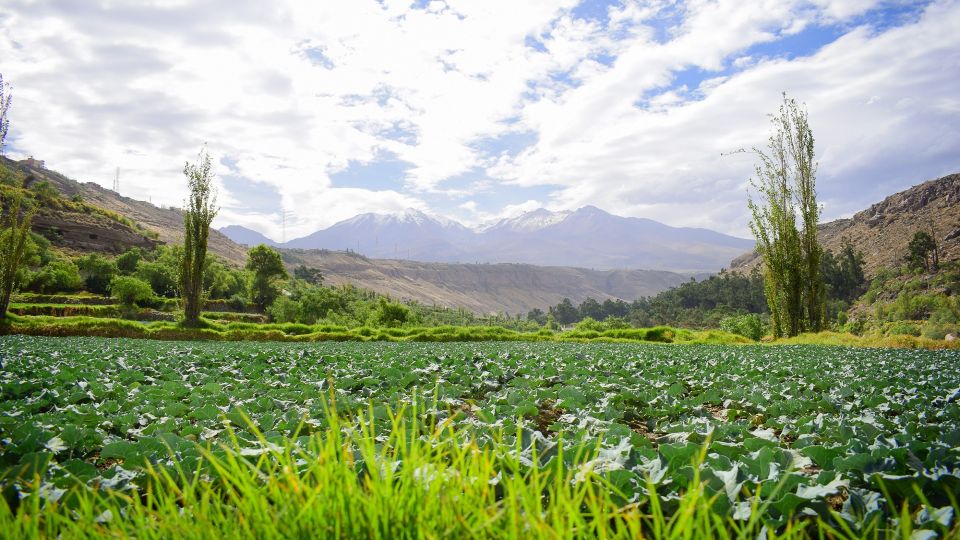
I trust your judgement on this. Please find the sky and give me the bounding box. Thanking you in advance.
[1,0,958,242]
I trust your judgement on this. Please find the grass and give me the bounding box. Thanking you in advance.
[3,397,947,539]
[771,330,960,350]
[5,312,956,349]
[1,314,753,345]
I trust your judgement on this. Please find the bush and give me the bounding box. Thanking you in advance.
[109,276,156,308]
[28,259,82,293]
[575,317,604,331]
[269,296,300,324]
[371,298,410,328]
[719,314,766,341]
[888,321,921,337]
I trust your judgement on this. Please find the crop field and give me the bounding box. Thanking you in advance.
[1,336,959,538]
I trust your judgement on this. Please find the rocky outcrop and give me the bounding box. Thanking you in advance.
[732,173,960,277]
[32,208,160,254]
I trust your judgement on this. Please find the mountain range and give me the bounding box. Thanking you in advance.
[222,206,755,272]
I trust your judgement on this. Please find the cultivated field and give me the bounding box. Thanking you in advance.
[1,337,958,537]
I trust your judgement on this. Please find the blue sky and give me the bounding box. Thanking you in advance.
[0,0,957,241]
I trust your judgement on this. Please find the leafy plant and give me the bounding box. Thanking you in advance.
[109,275,156,308]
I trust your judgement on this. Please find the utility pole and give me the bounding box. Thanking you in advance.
[113,167,119,193]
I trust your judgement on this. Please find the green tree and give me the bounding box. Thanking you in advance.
[293,264,323,286]
[109,275,155,308]
[180,147,218,326]
[748,94,825,337]
[115,247,142,275]
[549,297,579,325]
[246,244,286,311]
[0,182,36,319]
[907,231,938,272]
[579,297,604,321]
[77,253,118,294]
[526,307,547,325]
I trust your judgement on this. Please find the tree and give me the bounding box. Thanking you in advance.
[579,297,604,321]
[549,297,579,325]
[77,253,118,294]
[907,231,938,273]
[0,73,10,155]
[293,264,323,286]
[180,147,218,326]
[526,307,547,325]
[246,244,286,311]
[748,94,825,337]
[822,241,866,303]
[0,185,36,319]
[115,247,143,275]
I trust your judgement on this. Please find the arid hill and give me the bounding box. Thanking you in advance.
[280,249,693,314]
[731,173,960,277]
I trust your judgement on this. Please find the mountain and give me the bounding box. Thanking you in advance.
[731,172,960,277]
[280,249,693,314]
[474,205,754,271]
[284,209,474,261]
[225,205,755,272]
[219,225,278,247]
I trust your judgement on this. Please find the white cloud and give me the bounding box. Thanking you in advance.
[0,0,957,241]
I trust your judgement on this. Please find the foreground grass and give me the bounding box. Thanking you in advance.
[3,399,945,539]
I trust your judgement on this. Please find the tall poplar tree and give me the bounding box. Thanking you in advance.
[748,94,824,337]
[0,75,35,323]
[180,147,217,326]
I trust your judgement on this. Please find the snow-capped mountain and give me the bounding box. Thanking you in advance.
[283,209,473,261]
[221,206,754,271]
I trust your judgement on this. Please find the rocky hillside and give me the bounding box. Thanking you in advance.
[3,157,247,266]
[731,173,960,277]
[280,249,692,314]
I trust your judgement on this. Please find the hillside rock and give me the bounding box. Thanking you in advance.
[32,208,160,254]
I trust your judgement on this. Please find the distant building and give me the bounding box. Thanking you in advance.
[20,156,45,169]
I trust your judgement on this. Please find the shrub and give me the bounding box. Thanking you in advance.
[109,276,156,308]
[371,298,410,328]
[719,314,766,341]
[888,321,921,337]
[575,317,604,331]
[269,296,300,324]
[28,259,82,293]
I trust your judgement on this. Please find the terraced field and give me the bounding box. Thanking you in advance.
[1,336,958,536]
